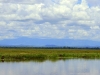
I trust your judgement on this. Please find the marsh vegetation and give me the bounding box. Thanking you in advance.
[0,47,100,61]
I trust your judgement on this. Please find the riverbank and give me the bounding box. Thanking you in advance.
[0,48,100,60]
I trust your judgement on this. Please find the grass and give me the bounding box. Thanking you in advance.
[0,48,100,61]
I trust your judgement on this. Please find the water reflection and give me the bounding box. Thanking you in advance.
[0,59,100,75]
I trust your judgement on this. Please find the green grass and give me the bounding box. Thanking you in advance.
[0,48,100,61]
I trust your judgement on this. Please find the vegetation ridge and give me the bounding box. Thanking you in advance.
[0,48,100,61]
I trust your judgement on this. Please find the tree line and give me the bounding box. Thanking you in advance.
[0,46,100,49]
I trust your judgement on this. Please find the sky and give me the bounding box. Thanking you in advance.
[0,0,100,47]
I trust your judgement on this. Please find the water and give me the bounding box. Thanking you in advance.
[0,59,100,75]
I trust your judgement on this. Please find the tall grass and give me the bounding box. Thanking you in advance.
[0,48,100,61]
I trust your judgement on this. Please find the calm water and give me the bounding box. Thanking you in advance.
[0,59,100,75]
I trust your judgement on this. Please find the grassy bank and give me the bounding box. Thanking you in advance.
[0,48,100,60]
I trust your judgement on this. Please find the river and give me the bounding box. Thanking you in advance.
[0,59,100,75]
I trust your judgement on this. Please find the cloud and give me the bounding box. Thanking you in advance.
[0,0,100,41]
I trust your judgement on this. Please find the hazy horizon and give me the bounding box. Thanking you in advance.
[0,37,100,47]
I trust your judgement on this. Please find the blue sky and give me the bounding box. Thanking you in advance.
[0,0,100,47]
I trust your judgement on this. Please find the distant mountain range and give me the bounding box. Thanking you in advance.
[0,37,100,47]
[45,45,58,47]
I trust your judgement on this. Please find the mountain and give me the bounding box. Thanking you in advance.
[0,37,100,47]
[45,45,58,47]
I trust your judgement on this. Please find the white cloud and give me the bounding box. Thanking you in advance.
[0,0,100,41]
